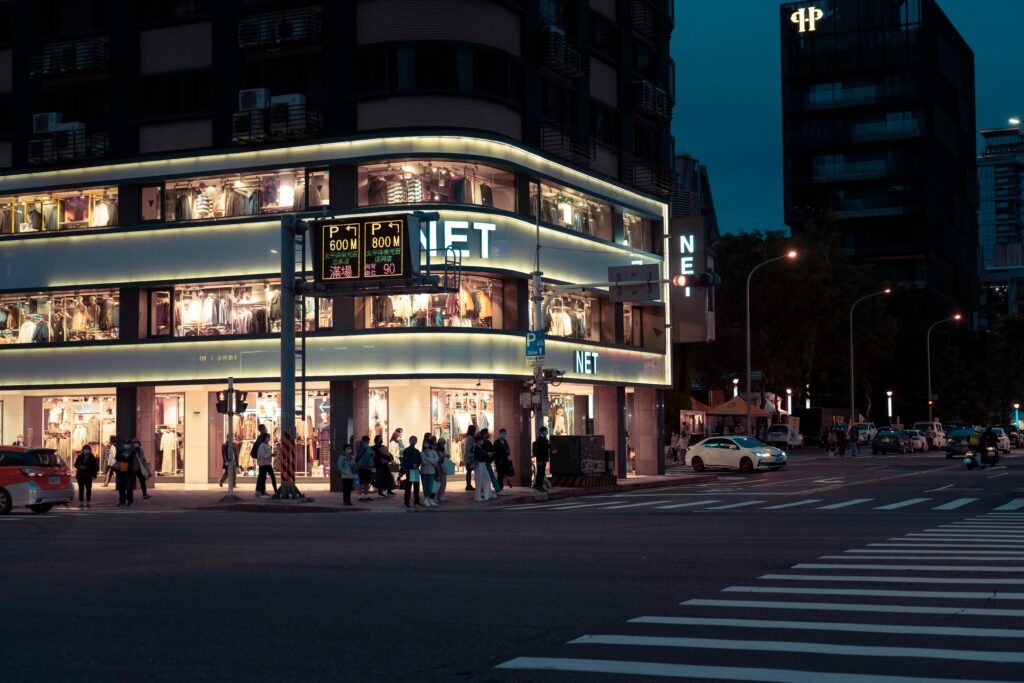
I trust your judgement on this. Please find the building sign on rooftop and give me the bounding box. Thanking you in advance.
[790,6,823,33]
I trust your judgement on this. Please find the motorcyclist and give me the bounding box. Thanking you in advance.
[980,425,999,464]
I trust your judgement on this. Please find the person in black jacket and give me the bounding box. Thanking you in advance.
[73,445,99,508]
[400,436,423,509]
[115,441,135,507]
[532,427,550,491]
[494,428,513,491]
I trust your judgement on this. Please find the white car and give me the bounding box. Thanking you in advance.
[912,423,947,450]
[766,424,804,449]
[687,436,788,473]
[993,428,1012,454]
[854,422,877,444]
[904,430,928,452]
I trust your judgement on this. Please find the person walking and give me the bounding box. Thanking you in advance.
[401,435,423,508]
[421,434,439,507]
[463,424,477,491]
[474,429,495,502]
[435,438,449,503]
[390,428,406,488]
[372,435,395,497]
[102,435,118,487]
[477,428,504,496]
[355,435,374,501]
[129,439,152,500]
[494,428,513,490]
[255,431,277,498]
[73,444,99,508]
[219,441,232,487]
[115,440,135,507]
[533,427,550,491]
[848,424,859,457]
[337,443,356,506]
[826,425,837,457]
[836,425,847,458]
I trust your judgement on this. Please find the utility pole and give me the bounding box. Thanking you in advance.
[226,377,236,498]
[532,185,547,440]
[278,215,304,500]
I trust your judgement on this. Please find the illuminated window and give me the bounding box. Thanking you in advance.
[358,159,515,212]
[0,288,119,345]
[0,186,118,236]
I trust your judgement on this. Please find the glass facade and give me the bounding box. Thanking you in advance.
[162,168,314,221]
[0,186,118,236]
[623,211,652,251]
[358,159,515,212]
[529,290,601,341]
[364,275,502,329]
[531,180,613,241]
[0,288,119,345]
[42,395,116,462]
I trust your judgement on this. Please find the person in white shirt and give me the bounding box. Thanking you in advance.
[103,435,118,487]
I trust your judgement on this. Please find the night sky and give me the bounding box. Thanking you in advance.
[671,0,1024,235]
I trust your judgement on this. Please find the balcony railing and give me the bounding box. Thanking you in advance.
[541,124,596,166]
[631,0,658,40]
[30,39,109,76]
[633,79,671,119]
[232,104,322,145]
[28,130,108,165]
[624,158,673,197]
[540,26,587,78]
[238,7,322,49]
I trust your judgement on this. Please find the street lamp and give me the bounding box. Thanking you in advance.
[926,313,962,422]
[1011,117,1022,126]
[849,289,892,428]
[805,384,811,410]
[746,250,798,433]
[732,377,739,398]
[1015,403,1020,430]
[786,388,793,415]
[886,390,894,424]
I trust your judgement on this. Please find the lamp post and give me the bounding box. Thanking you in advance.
[926,314,962,423]
[746,250,798,434]
[1014,403,1020,430]
[886,390,894,425]
[849,289,891,428]
[732,377,739,398]
[786,388,793,415]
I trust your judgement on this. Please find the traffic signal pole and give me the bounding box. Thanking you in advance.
[226,377,237,498]
[278,215,303,500]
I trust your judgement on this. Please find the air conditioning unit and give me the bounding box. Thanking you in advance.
[32,112,62,134]
[238,88,270,112]
[232,110,267,142]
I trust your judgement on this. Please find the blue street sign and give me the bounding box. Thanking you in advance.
[525,331,546,357]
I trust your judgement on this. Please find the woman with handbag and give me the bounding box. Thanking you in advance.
[372,435,395,497]
[435,438,451,503]
[130,439,152,500]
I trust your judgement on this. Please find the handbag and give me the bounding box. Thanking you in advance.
[443,459,456,476]
[409,469,421,483]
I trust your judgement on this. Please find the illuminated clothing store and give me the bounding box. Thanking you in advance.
[0,136,671,484]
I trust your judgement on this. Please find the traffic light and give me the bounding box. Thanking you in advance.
[235,391,248,414]
[216,391,229,415]
[671,272,720,287]
[215,389,249,414]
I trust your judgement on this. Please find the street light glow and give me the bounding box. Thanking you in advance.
[883,288,892,294]
[787,250,798,259]
[1011,117,1022,125]
[953,313,962,320]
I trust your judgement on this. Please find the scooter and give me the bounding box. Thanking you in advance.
[964,445,999,470]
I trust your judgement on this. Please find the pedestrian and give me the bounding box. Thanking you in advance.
[670,431,680,462]
[13,433,25,446]
[337,443,356,506]
[494,428,513,490]
[473,428,495,502]
[836,425,847,458]
[533,426,550,491]
[477,428,505,496]
[401,435,423,508]
[130,439,152,500]
[102,435,118,487]
[219,441,232,487]
[356,435,374,501]
[115,440,135,507]
[73,444,99,508]
[827,426,837,456]
[848,424,859,457]
[390,428,406,487]
[372,435,395,497]
[435,437,449,503]
[255,430,278,498]
[421,433,439,507]
[463,424,477,491]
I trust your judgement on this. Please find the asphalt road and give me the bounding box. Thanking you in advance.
[3,449,1023,683]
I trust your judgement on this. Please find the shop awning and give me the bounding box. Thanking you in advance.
[707,397,771,418]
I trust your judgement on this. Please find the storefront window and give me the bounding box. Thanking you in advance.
[308,169,329,207]
[548,394,575,435]
[365,275,502,329]
[0,289,119,345]
[228,390,329,478]
[528,291,601,341]
[42,396,116,462]
[430,388,494,470]
[623,211,652,252]
[369,388,388,441]
[0,186,118,236]
[530,180,613,241]
[163,168,307,221]
[358,159,515,212]
[155,394,184,476]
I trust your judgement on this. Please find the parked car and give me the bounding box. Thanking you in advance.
[904,430,928,452]
[0,447,73,514]
[854,422,877,444]
[993,428,1012,454]
[945,428,974,459]
[687,436,788,473]
[871,429,911,454]
[998,425,1021,448]
[766,424,804,449]
[912,422,947,450]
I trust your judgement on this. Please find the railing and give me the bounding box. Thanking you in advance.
[787,121,921,148]
[631,0,658,40]
[541,124,596,166]
[232,105,322,145]
[624,158,673,197]
[28,130,108,165]
[30,39,109,76]
[238,7,322,49]
[540,26,587,78]
[633,79,671,119]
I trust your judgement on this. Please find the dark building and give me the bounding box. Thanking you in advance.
[780,0,979,309]
[978,125,1024,323]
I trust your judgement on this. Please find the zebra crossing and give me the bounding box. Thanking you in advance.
[506,495,1024,514]
[496,511,1024,681]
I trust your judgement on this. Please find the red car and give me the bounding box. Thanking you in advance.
[0,447,74,514]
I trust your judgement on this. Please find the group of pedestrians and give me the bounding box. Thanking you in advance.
[72,435,153,507]
[823,423,858,457]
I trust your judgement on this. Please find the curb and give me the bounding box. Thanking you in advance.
[494,474,714,507]
[196,503,344,513]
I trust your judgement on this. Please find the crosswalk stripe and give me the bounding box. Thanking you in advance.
[875,498,931,510]
[762,499,822,510]
[496,656,1024,682]
[872,543,1024,549]
[891,537,1024,544]
[818,498,873,509]
[629,615,1024,639]
[654,499,721,510]
[913,529,1024,534]
[682,598,1024,617]
[819,555,1021,560]
[758,573,1024,585]
[847,548,1024,555]
[932,498,978,510]
[994,499,1024,511]
[722,585,1024,600]
[568,634,1024,664]
[595,500,672,510]
[793,563,1024,572]
[705,500,765,510]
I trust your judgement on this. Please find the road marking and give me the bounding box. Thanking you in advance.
[762,499,822,510]
[988,472,1010,478]
[758,573,1024,585]
[793,563,1024,572]
[595,500,672,510]
[893,536,1024,543]
[653,500,721,510]
[629,616,1024,639]
[703,500,766,510]
[903,534,1024,541]
[818,498,873,509]
[926,484,954,492]
[820,555,1024,560]
[931,498,978,510]
[872,543,1024,549]
[496,656,1024,682]
[682,598,1024,617]
[995,499,1024,511]
[568,634,1024,664]
[510,499,618,511]
[875,498,931,510]
[723,586,1024,600]
[847,548,1024,555]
